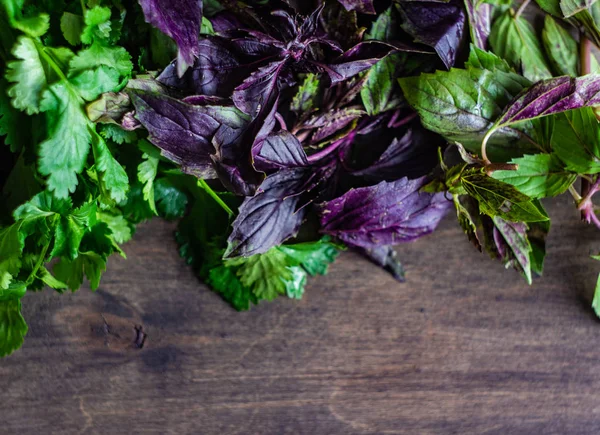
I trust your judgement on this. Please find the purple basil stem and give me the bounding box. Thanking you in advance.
[336,0,376,14]
[137,0,203,77]
[397,0,466,69]
[496,75,600,127]
[319,177,452,249]
[225,168,311,257]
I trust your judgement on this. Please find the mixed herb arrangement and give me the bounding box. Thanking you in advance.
[2,0,600,357]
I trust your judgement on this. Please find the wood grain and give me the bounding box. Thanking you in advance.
[3,194,600,435]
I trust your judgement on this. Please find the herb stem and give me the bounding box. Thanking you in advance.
[581,34,593,219]
[515,0,531,19]
[307,137,344,163]
[24,241,50,286]
[480,127,494,165]
[197,179,234,217]
[578,176,600,210]
[34,40,69,84]
[569,185,582,202]
[275,112,288,131]
[80,0,86,13]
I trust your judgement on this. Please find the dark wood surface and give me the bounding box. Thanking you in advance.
[4,194,600,434]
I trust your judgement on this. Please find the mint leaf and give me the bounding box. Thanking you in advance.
[489,9,552,82]
[551,107,600,173]
[399,66,530,158]
[593,267,600,318]
[542,15,578,77]
[0,299,27,358]
[361,53,401,116]
[491,154,576,199]
[460,170,550,222]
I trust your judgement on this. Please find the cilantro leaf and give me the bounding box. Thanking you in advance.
[154,178,188,220]
[91,132,129,204]
[138,153,159,214]
[97,212,132,244]
[38,82,92,198]
[226,249,291,301]
[5,36,48,114]
[54,252,106,291]
[0,224,23,291]
[207,265,257,311]
[60,12,84,46]
[3,0,49,37]
[0,299,27,358]
[278,238,340,276]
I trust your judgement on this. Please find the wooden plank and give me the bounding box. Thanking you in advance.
[3,194,600,434]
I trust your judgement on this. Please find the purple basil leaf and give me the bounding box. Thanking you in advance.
[210,11,243,33]
[351,128,439,182]
[254,130,309,172]
[494,75,600,129]
[397,0,466,68]
[225,168,309,257]
[212,160,259,197]
[233,61,287,116]
[303,107,365,143]
[358,245,406,282]
[320,1,363,50]
[337,0,375,14]
[131,91,248,178]
[320,40,430,84]
[464,0,492,49]
[157,37,244,97]
[492,216,533,284]
[138,0,203,77]
[319,177,451,248]
[182,95,228,105]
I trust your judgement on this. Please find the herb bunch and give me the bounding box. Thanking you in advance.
[2,0,600,357]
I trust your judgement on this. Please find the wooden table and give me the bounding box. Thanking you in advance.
[3,194,600,434]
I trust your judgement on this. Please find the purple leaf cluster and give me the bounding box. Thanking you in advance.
[129,0,458,279]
